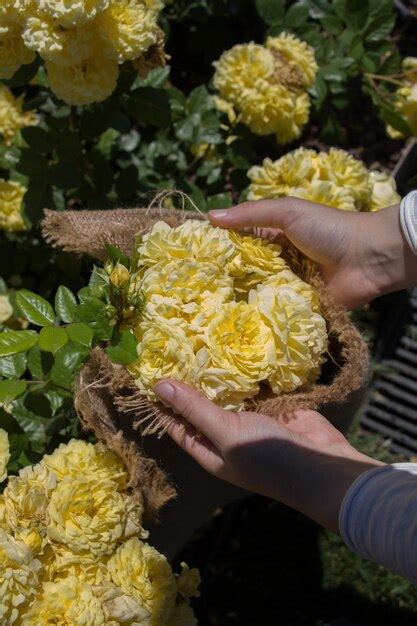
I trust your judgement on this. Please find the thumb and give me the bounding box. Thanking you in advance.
[208,197,309,232]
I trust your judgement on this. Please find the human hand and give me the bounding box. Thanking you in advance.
[154,380,383,533]
[209,198,415,309]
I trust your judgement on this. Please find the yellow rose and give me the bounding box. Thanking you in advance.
[129,321,197,400]
[20,576,109,625]
[228,230,287,294]
[42,439,129,489]
[0,178,27,231]
[176,562,201,600]
[40,543,111,586]
[107,536,177,626]
[196,301,276,410]
[293,180,357,211]
[96,0,163,63]
[318,148,372,206]
[0,529,41,625]
[45,54,119,105]
[386,57,417,138]
[0,294,15,323]
[0,84,37,146]
[0,428,10,481]
[247,148,318,200]
[0,27,35,80]
[22,17,96,66]
[263,268,320,312]
[39,0,109,28]
[266,32,318,88]
[46,475,136,557]
[213,95,237,124]
[109,262,130,288]
[213,39,313,144]
[4,462,57,554]
[368,170,401,211]
[140,258,234,324]
[249,284,327,393]
[136,219,235,269]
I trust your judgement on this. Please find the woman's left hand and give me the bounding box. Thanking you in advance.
[154,379,383,533]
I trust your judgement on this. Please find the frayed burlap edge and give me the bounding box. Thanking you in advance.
[75,348,176,520]
[42,205,369,435]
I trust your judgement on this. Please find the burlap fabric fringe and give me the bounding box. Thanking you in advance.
[42,206,369,437]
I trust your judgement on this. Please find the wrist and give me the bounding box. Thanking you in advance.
[360,205,417,300]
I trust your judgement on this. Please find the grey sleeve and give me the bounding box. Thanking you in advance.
[339,463,417,586]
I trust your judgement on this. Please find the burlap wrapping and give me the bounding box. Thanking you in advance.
[42,207,369,437]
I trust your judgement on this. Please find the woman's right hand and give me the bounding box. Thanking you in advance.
[209,198,415,309]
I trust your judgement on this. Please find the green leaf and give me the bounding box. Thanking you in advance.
[21,126,54,154]
[0,330,38,357]
[23,392,52,419]
[16,290,55,327]
[256,0,285,24]
[106,330,138,365]
[27,346,53,379]
[284,2,309,27]
[38,326,68,355]
[380,105,412,137]
[0,353,27,378]
[51,342,90,389]
[0,379,27,403]
[105,243,130,270]
[67,323,94,347]
[127,88,172,128]
[55,286,77,323]
[75,297,114,341]
[206,193,233,210]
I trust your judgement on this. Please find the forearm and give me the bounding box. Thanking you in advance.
[340,463,417,585]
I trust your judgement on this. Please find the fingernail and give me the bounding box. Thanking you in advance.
[154,381,176,402]
[209,209,228,220]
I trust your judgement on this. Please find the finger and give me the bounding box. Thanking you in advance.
[165,416,225,476]
[208,197,308,230]
[153,379,235,447]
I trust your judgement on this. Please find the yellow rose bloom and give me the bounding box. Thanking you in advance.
[176,562,201,600]
[20,576,109,626]
[247,148,318,200]
[42,439,129,489]
[141,258,234,318]
[266,32,318,88]
[129,321,197,400]
[318,148,372,206]
[213,37,314,144]
[22,17,96,66]
[263,268,320,312]
[0,178,26,231]
[0,428,9,482]
[46,475,134,557]
[40,543,111,586]
[96,0,163,63]
[228,230,287,294]
[45,54,119,105]
[213,95,237,124]
[0,84,37,145]
[0,529,41,625]
[107,536,177,626]
[293,180,357,211]
[197,301,276,410]
[386,57,417,138]
[136,220,235,269]
[0,27,35,80]
[248,147,374,212]
[249,284,327,393]
[4,462,57,554]
[368,170,401,211]
[39,0,110,28]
